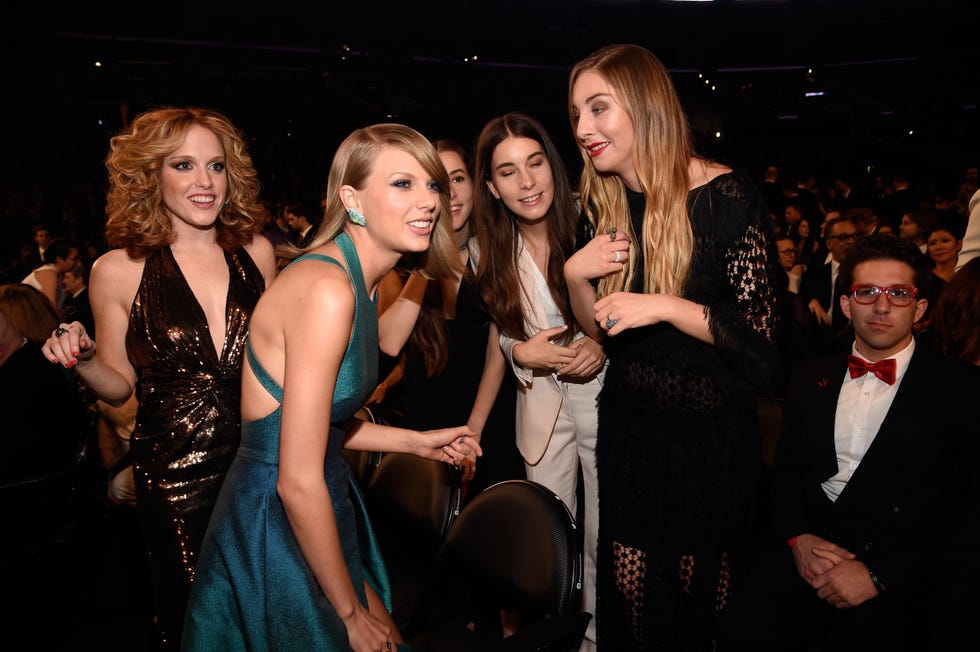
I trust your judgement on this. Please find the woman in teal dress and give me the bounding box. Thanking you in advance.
[182,124,481,651]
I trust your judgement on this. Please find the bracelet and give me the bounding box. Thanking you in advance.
[868,569,886,593]
[786,535,801,548]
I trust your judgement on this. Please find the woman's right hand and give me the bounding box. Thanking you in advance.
[563,229,631,284]
[42,320,95,368]
[342,603,394,652]
[513,325,578,372]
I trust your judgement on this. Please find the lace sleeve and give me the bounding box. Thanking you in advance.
[707,175,782,396]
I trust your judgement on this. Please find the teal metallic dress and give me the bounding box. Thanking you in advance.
[183,233,402,651]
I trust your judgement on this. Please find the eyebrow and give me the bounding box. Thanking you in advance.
[584,91,612,105]
[447,167,466,177]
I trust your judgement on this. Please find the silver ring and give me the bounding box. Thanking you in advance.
[605,317,618,329]
[55,326,70,337]
[613,250,621,263]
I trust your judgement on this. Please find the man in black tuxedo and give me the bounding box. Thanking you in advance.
[718,234,979,651]
[60,262,95,338]
[799,214,858,354]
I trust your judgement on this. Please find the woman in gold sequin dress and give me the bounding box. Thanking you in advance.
[42,107,278,650]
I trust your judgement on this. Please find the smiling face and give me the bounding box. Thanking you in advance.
[840,258,926,360]
[438,149,474,235]
[161,124,228,232]
[486,136,555,224]
[350,145,441,255]
[570,70,638,190]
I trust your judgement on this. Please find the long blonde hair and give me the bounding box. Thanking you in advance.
[569,43,694,297]
[285,124,459,282]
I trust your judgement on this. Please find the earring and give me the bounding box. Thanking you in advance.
[348,208,366,226]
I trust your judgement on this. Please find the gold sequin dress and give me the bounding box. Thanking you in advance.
[126,245,264,650]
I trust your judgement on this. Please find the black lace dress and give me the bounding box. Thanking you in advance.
[594,169,780,651]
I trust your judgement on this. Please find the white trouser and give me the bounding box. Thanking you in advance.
[523,376,600,650]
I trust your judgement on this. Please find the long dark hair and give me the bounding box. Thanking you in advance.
[473,112,579,343]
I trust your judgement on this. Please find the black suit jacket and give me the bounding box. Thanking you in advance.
[799,260,849,352]
[770,345,979,596]
[61,287,95,338]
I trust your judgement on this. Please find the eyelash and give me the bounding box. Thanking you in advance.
[172,161,225,172]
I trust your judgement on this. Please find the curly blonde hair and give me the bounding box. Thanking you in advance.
[569,44,694,298]
[103,106,262,258]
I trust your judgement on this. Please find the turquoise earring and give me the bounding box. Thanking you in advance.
[348,208,366,226]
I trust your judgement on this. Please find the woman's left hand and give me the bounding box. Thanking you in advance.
[594,291,669,336]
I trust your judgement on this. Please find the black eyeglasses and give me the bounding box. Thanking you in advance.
[827,232,857,241]
[850,284,918,306]
[778,248,797,255]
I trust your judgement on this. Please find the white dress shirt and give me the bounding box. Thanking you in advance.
[821,339,915,501]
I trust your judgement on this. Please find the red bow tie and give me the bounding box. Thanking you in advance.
[847,355,897,385]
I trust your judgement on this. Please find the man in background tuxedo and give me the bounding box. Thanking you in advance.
[718,234,979,651]
[799,214,858,354]
[60,262,94,338]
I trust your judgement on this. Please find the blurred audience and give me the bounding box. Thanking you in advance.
[0,283,86,485]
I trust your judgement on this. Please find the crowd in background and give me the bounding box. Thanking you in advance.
[0,88,980,652]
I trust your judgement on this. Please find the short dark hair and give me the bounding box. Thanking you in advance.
[42,237,75,265]
[838,233,933,299]
[823,214,857,238]
[924,214,966,241]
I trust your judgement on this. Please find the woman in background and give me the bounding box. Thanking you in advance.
[376,138,522,501]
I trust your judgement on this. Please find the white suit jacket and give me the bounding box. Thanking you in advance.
[498,237,601,465]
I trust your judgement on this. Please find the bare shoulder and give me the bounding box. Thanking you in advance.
[90,248,144,300]
[244,234,277,281]
[689,158,733,188]
[92,249,144,281]
[260,250,354,314]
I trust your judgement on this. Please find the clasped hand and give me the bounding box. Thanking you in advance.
[792,534,879,609]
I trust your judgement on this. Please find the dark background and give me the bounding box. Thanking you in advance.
[2,0,978,215]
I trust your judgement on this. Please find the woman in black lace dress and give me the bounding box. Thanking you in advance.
[564,44,781,651]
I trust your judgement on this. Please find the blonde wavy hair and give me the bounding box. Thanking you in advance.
[288,123,459,281]
[103,106,263,259]
[569,43,694,297]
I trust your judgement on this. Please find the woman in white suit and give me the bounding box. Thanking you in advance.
[472,112,605,652]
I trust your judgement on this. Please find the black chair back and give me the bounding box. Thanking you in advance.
[364,451,462,637]
[410,479,590,652]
